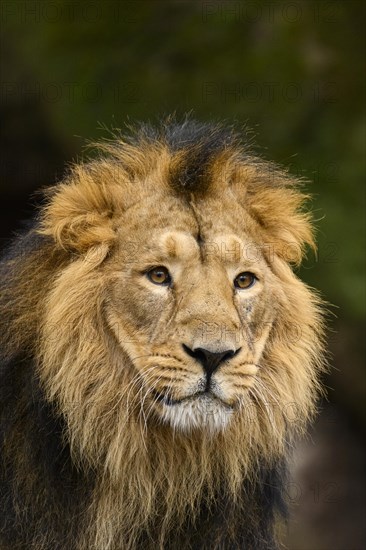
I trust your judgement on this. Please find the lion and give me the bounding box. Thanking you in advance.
[0,119,326,550]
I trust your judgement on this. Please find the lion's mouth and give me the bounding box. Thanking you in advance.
[151,389,235,410]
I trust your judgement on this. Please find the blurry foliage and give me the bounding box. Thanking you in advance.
[1,0,365,321]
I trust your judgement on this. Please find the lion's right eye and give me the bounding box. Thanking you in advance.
[146,266,172,286]
[234,271,257,290]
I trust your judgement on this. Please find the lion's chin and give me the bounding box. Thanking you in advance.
[159,394,235,433]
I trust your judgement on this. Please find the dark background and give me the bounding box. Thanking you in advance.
[1,1,365,548]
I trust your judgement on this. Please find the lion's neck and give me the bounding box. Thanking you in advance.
[81,419,284,549]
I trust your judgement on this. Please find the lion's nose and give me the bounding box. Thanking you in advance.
[182,344,241,377]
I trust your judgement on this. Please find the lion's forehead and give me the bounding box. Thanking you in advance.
[119,193,264,267]
[158,230,256,266]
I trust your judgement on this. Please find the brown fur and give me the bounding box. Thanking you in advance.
[1,121,326,549]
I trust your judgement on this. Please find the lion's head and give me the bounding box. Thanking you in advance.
[1,120,326,548]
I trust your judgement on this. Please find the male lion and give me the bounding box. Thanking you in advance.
[0,120,325,549]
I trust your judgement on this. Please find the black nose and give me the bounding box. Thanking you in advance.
[182,344,241,377]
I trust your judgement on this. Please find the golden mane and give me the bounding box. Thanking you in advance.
[0,119,326,550]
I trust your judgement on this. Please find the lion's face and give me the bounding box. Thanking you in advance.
[38,126,324,480]
[104,190,280,432]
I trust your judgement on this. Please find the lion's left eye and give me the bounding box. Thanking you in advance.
[146,266,172,286]
[234,272,257,289]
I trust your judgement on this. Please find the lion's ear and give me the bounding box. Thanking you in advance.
[247,186,315,266]
[39,166,125,253]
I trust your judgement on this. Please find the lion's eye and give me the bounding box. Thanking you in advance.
[234,272,257,290]
[146,266,172,286]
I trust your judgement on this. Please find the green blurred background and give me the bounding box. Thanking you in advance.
[1,1,365,548]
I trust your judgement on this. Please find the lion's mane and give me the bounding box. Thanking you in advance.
[0,119,326,550]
